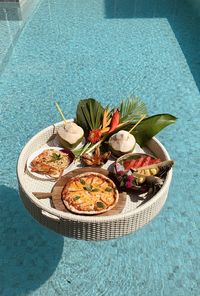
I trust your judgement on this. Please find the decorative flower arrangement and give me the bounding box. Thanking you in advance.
[56,96,177,155]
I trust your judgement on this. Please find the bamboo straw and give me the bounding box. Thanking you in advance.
[55,102,68,125]
[129,115,146,133]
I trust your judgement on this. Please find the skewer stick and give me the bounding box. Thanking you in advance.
[55,102,68,125]
[129,115,146,133]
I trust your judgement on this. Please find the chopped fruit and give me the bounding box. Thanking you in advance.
[123,156,161,171]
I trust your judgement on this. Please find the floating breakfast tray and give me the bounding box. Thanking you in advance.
[17,122,172,240]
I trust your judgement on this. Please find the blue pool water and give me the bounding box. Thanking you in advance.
[0,0,200,295]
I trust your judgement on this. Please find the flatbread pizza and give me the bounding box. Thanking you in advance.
[62,172,119,215]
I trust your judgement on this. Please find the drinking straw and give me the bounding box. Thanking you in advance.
[55,102,68,125]
[129,115,146,133]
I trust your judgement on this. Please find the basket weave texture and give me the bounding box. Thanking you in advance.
[17,122,172,240]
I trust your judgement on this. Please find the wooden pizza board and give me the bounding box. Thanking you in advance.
[51,167,126,216]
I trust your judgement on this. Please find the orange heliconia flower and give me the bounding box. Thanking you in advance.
[109,109,120,133]
[101,109,111,134]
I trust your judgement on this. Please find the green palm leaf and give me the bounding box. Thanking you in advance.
[119,97,148,122]
[130,114,177,146]
[75,98,104,133]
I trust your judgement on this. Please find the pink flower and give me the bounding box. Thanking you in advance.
[117,170,124,175]
[125,175,135,189]
[127,175,135,182]
[125,181,133,189]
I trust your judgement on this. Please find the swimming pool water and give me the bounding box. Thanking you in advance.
[0,0,200,295]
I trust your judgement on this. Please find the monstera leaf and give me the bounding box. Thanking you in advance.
[75,98,104,134]
[130,114,177,146]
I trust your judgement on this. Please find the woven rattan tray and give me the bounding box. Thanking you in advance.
[17,122,172,240]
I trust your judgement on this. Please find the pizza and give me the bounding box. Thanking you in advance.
[62,172,119,215]
[30,148,71,178]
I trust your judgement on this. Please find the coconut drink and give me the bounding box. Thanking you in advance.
[108,130,136,157]
[57,122,84,150]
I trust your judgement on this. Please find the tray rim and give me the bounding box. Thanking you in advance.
[17,121,172,223]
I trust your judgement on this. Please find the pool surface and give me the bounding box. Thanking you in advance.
[0,0,200,295]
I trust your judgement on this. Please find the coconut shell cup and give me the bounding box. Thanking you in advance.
[108,130,136,158]
[108,142,136,158]
[57,133,84,150]
[57,123,84,150]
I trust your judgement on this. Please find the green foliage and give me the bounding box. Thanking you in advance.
[130,114,177,146]
[75,98,104,133]
[73,97,177,154]
[119,97,148,123]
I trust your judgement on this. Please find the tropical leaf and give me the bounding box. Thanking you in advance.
[72,142,91,158]
[75,98,104,133]
[130,114,177,146]
[119,97,148,123]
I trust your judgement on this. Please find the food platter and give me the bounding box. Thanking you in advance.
[17,97,176,240]
[17,123,172,240]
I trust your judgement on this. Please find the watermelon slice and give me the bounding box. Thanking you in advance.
[123,156,161,170]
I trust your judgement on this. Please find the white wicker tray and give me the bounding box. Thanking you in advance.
[17,122,172,240]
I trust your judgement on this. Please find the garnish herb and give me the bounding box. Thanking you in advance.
[73,196,81,201]
[105,187,112,192]
[80,178,86,185]
[96,202,105,208]
[83,185,93,191]
[83,185,99,191]
[51,153,62,161]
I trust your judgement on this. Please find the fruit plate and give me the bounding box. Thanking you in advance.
[17,121,172,240]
